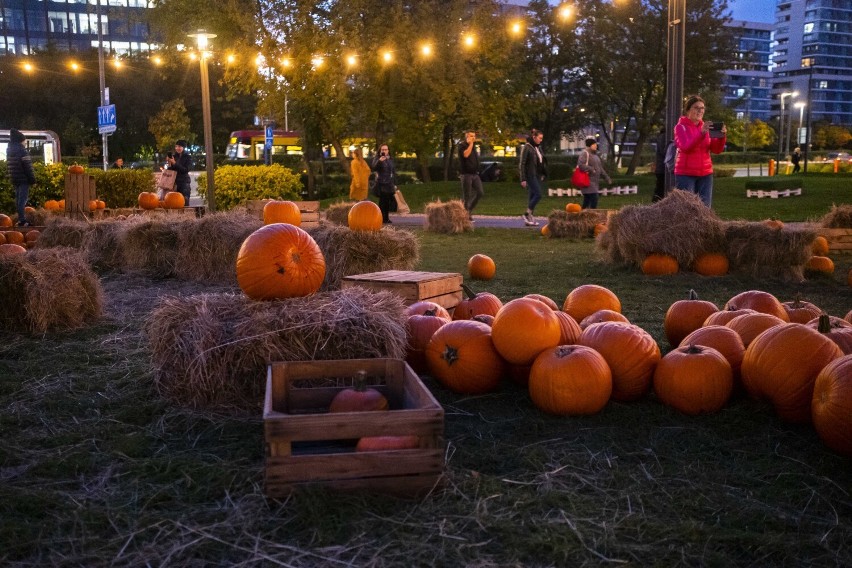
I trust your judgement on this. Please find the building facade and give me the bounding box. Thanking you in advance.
[723,20,774,123]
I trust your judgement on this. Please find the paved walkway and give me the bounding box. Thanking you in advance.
[386,212,543,229]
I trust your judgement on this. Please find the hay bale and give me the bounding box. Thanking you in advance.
[81,216,147,272]
[0,247,103,333]
[425,199,472,234]
[325,201,357,226]
[144,287,408,412]
[818,204,852,228]
[724,221,816,281]
[174,210,263,283]
[36,217,92,249]
[547,210,600,238]
[308,223,420,290]
[122,218,190,277]
[600,190,725,268]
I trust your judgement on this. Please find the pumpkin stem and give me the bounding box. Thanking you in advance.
[442,346,460,366]
[424,308,438,317]
[817,313,831,334]
[687,289,699,300]
[353,370,368,392]
[461,283,478,300]
[554,345,576,358]
[683,344,703,354]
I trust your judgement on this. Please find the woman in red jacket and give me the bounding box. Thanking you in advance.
[673,95,726,207]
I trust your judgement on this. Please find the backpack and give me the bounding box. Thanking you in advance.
[664,141,677,173]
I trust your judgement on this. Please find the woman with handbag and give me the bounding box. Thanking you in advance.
[518,129,548,226]
[349,148,371,201]
[577,137,612,210]
[371,144,397,224]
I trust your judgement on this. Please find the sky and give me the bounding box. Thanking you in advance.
[728,0,775,23]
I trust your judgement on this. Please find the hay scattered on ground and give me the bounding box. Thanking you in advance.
[324,201,357,226]
[81,216,147,272]
[0,247,103,333]
[144,287,408,412]
[600,190,725,267]
[425,199,472,234]
[308,223,420,290]
[547,210,601,238]
[724,221,816,281]
[818,204,852,228]
[36,217,92,249]
[174,210,262,283]
[122,218,190,278]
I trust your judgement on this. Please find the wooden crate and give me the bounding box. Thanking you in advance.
[64,173,96,220]
[246,199,321,228]
[818,228,852,253]
[263,358,445,497]
[340,270,463,310]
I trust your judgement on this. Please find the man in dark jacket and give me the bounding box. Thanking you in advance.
[518,129,547,226]
[6,129,36,227]
[457,130,483,221]
[166,139,192,206]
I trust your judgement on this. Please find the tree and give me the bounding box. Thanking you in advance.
[725,118,775,150]
[813,124,852,150]
[148,99,195,152]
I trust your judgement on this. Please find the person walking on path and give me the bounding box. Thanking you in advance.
[518,128,548,226]
[371,143,397,224]
[166,139,193,205]
[348,148,371,201]
[673,95,726,207]
[791,147,802,174]
[458,130,483,221]
[6,129,36,227]
[577,137,612,210]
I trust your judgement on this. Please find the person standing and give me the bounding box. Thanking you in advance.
[111,157,125,169]
[577,138,612,210]
[791,147,802,174]
[371,143,396,224]
[673,95,726,207]
[458,130,483,221]
[166,139,192,205]
[349,148,371,201]
[6,129,35,227]
[518,128,547,226]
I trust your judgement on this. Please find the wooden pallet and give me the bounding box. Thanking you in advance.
[340,270,463,309]
[746,188,802,198]
[548,186,638,197]
[64,173,96,220]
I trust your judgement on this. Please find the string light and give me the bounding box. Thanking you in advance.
[346,54,358,67]
[462,33,476,48]
[420,43,433,58]
[381,50,393,64]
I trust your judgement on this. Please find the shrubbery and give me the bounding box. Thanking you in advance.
[198,164,302,210]
[88,169,157,207]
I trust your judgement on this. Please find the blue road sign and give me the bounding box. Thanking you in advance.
[265,124,274,149]
[98,104,117,134]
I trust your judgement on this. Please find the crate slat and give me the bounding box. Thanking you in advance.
[264,472,441,498]
[266,449,443,483]
[340,271,463,304]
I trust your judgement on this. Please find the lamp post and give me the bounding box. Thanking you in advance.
[664,0,686,194]
[96,0,109,171]
[794,101,806,151]
[775,91,796,175]
[785,93,799,160]
[189,30,217,212]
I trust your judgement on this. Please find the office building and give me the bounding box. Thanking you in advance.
[723,20,774,122]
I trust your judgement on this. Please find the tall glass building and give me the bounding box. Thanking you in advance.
[723,20,774,122]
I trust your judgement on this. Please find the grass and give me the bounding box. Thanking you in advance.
[2,224,852,565]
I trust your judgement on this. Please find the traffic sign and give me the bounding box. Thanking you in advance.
[98,104,116,134]
[265,124,274,149]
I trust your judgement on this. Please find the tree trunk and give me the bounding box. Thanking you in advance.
[626,130,649,175]
[331,139,350,175]
[441,124,453,181]
[415,150,431,183]
[302,155,315,199]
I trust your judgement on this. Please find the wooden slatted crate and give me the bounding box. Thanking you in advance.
[263,358,445,497]
[340,270,463,310]
[64,173,96,220]
[818,228,852,253]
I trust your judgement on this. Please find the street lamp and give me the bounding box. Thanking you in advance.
[664,0,686,194]
[189,30,217,212]
[794,101,806,150]
[776,91,797,175]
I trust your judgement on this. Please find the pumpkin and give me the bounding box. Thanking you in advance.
[524,293,559,311]
[641,253,679,276]
[528,345,612,415]
[68,164,85,174]
[805,255,835,274]
[763,218,784,230]
[348,201,383,231]
[554,311,582,345]
[846,310,852,325]
[328,372,389,413]
[58,199,66,210]
[406,313,449,373]
[724,290,789,322]
[468,254,496,280]
[44,199,60,211]
[0,243,26,255]
[163,191,186,209]
[4,231,24,245]
[471,314,495,326]
[579,322,661,402]
[24,206,34,214]
[491,297,561,365]
[693,252,729,276]
[663,289,719,347]
[653,345,733,415]
[811,355,852,456]
[593,223,608,237]
[97,200,106,209]
[425,320,505,394]
[680,325,746,386]
[452,285,503,320]
[806,314,852,355]
[562,284,621,323]
[24,230,40,244]
[725,312,786,347]
[579,309,629,330]
[0,214,12,227]
[811,235,830,256]
[235,223,326,300]
[405,301,451,320]
[88,200,99,211]
[565,202,582,213]
[356,436,420,452]
[138,192,160,210]
[781,295,823,324]
[741,323,843,423]
[263,200,301,226]
[703,307,757,327]
[541,224,550,237]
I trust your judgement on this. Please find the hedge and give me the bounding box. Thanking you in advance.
[197,164,302,210]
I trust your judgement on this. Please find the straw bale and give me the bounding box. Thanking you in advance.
[723,221,816,281]
[122,218,191,277]
[818,204,852,228]
[81,217,147,272]
[144,287,408,412]
[600,190,725,268]
[324,201,357,226]
[174,210,262,283]
[547,210,600,238]
[0,247,103,333]
[424,199,473,234]
[36,217,92,249]
[308,223,420,290]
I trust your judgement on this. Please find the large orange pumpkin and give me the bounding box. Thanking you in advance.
[693,252,729,276]
[680,325,746,385]
[724,290,789,322]
[467,254,496,280]
[263,200,301,226]
[0,243,27,255]
[725,312,785,348]
[641,253,679,276]
[554,311,582,345]
[806,314,852,355]
[524,293,559,310]
[0,214,12,227]
[579,322,661,402]
[703,307,757,327]
[663,289,719,347]
[348,201,383,231]
[741,323,843,423]
[562,284,621,323]
[528,345,612,415]
[235,223,326,300]
[781,296,823,324]
[653,345,732,415]
[452,285,503,320]
[491,297,561,365]
[579,309,629,330]
[425,320,505,394]
[138,192,160,210]
[163,191,186,209]
[811,355,852,456]
[406,313,449,373]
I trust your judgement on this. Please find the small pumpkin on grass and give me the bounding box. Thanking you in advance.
[541,224,550,237]
[328,371,389,413]
[811,355,852,456]
[680,325,746,384]
[653,344,733,415]
[425,320,504,394]
[467,254,496,280]
[664,289,719,347]
[263,200,301,226]
[528,345,612,415]
[562,284,621,323]
[452,284,503,320]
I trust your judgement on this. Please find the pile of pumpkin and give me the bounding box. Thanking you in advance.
[0,214,40,253]
[138,191,186,210]
[404,278,852,457]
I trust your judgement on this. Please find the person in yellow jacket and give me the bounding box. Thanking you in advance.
[349,148,372,200]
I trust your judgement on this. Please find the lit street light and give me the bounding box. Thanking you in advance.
[189,30,217,212]
[794,101,806,149]
[775,91,797,175]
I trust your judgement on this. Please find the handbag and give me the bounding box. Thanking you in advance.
[571,151,591,189]
[394,187,410,214]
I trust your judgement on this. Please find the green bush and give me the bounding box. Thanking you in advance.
[199,164,302,210]
[0,162,67,212]
[88,169,157,207]
[714,168,737,178]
